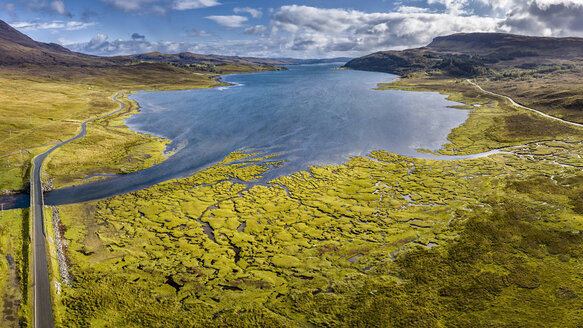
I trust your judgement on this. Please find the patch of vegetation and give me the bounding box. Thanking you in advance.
[433,55,490,77]
[53,131,583,326]
[377,77,583,155]
[0,209,31,327]
[0,60,282,325]
[0,59,283,192]
[479,66,583,124]
[169,62,286,74]
[44,95,171,189]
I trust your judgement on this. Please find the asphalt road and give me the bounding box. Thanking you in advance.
[32,154,54,328]
[30,92,125,327]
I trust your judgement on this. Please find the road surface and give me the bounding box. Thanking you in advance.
[31,92,126,328]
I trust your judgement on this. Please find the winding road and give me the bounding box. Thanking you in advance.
[467,79,583,128]
[31,92,126,328]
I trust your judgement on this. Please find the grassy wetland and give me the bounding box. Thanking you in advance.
[0,64,224,193]
[3,15,582,327]
[0,61,283,327]
[0,209,30,327]
[45,70,583,327]
[2,37,583,328]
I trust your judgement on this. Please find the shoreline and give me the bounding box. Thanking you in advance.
[0,70,545,209]
[9,67,583,210]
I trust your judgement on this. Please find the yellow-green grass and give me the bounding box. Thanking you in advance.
[0,145,55,193]
[44,96,171,189]
[0,209,31,327]
[53,137,583,326]
[482,64,583,124]
[0,62,278,191]
[0,62,280,325]
[45,75,583,326]
[0,75,121,192]
[212,63,285,74]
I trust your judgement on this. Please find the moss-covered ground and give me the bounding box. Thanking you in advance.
[43,95,171,189]
[0,62,282,326]
[53,123,583,327]
[2,62,583,326]
[0,209,31,327]
[0,62,279,192]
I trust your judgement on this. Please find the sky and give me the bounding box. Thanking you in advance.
[2,0,583,58]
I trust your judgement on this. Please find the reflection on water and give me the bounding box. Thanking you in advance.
[44,64,470,206]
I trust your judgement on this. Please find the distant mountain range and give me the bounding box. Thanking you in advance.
[0,19,287,67]
[270,57,353,65]
[344,33,583,77]
[128,52,290,66]
[0,19,351,69]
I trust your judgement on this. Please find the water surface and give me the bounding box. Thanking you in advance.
[44,64,470,205]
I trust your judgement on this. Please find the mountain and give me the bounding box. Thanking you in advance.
[270,57,353,65]
[129,52,291,66]
[0,19,285,69]
[130,54,354,66]
[344,33,583,77]
[0,20,122,66]
[427,33,583,58]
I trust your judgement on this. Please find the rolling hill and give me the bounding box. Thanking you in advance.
[344,33,583,77]
[129,52,290,66]
[0,19,288,68]
[0,19,124,66]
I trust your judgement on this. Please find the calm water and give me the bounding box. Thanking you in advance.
[41,64,469,206]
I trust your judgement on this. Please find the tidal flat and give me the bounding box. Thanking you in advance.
[52,143,583,327]
[45,71,583,326]
[0,62,282,326]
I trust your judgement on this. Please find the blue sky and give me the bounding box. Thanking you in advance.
[2,0,583,58]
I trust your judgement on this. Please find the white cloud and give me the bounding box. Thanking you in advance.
[100,0,219,13]
[205,15,248,28]
[25,0,71,17]
[182,29,214,37]
[482,0,583,10]
[65,2,583,58]
[11,20,96,31]
[50,0,70,16]
[234,7,262,18]
[244,25,267,35]
[271,5,502,54]
[87,33,109,50]
[57,36,73,45]
[427,0,470,14]
[397,6,431,14]
[67,36,273,57]
[496,0,583,36]
[172,0,220,10]
[101,0,159,12]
